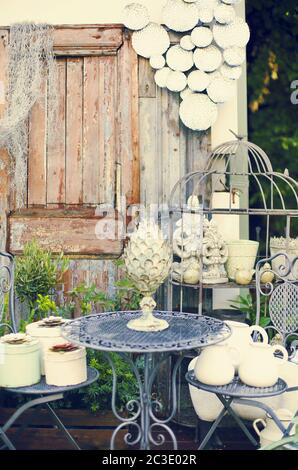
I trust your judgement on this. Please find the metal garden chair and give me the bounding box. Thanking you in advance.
[186,253,298,450]
[0,251,99,450]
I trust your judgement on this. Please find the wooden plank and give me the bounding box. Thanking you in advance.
[139,98,158,205]
[47,59,66,205]
[138,57,156,98]
[118,33,140,207]
[99,56,116,205]
[83,57,100,204]
[66,58,83,204]
[0,29,10,250]
[53,26,123,56]
[8,214,123,256]
[28,79,47,206]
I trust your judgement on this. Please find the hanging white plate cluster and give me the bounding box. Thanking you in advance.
[123,0,250,131]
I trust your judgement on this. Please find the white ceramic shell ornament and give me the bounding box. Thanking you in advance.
[132,22,170,58]
[194,45,223,72]
[123,3,150,30]
[207,76,236,103]
[180,35,195,51]
[179,93,218,131]
[166,45,194,72]
[162,0,199,32]
[191,27,213,48]
[188,70,210,92]
[124,218,172,332]
[166,70,187,92]
[150,55,166,70]
[154,67,171,88]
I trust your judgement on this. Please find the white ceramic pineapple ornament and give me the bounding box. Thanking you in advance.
[124,217,172,332]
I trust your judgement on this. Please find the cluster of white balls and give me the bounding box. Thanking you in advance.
[123,0,249,131]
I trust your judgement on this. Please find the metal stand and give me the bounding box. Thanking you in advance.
[104,352,184,450]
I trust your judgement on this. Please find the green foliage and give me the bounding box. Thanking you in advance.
[247,1,298,234]
[15,240,69,309]
[230,293,271,328]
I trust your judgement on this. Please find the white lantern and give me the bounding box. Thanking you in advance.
[132,23,170,58]
[191,27,213,48]
[194,45,222,72]
[179,93,218,131]
[166,45,194,72]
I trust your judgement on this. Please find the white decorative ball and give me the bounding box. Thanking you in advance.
[162,0,199,32]
[180,87,194,100]
[150,55,166,70]
[154,67,171,88]
[123,3,150,31]
[223,46,246,66]
[213,17,250,49]
[214,4,236,24]
[198,8,214,24]
[188,70,210,92]
[191,27,213,48]
[179,93,218,131]
[207,76,236,103]
[220,63,242,80]
[132,23,170,58]
[194,45,222,72]
[166,70,187,92]
[180,35,195,51]
[166,45,194,72]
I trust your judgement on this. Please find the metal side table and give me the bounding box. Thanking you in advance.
[62,311,231,450]
[186,371,290,450]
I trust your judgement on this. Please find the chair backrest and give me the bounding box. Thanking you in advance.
[256,253,298,356]
[0,251,16,334]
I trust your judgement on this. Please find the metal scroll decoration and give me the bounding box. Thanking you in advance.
[123,0,250,131]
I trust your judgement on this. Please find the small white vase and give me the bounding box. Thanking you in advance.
[0,337,41,387]
[226,240,259,280]
[26,318,67,375]
[253,409,295,448]
[239,343,288,387]
[194,343,236,386]
[44,346,87,386]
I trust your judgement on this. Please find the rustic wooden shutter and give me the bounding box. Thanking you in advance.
[4,25,139,256]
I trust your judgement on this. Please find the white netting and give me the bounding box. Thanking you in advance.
[0,23,58,208]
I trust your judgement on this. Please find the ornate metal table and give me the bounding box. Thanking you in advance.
[62,311,230,450]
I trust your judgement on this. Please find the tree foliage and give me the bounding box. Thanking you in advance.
[246,1,298,180]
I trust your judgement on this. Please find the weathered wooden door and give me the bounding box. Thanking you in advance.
[0,25,139,257]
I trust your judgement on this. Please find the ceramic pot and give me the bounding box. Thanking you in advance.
[239,343,288,387]
[226,240,259,280]
[0,336,41,387]
[26,318,67,374]
[222,321,268,371]
[270,237,298,280]
[194,343,236,386]
[44,346,87,386]
[253,409,295,448]
[188,357,224,422]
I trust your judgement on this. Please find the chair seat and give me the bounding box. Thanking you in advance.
[186,370,287,398]
[2,366,99,395]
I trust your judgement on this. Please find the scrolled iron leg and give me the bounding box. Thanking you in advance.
[104,351,184,450]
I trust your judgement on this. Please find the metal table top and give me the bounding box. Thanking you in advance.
[186,370,287,398]
[61,311,231,353]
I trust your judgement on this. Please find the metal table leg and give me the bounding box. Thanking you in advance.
[104,351,185,450]
[46,403,80,450]
[0,427,15,450]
